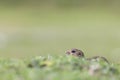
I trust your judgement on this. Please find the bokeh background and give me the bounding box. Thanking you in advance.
[0,0,120,63]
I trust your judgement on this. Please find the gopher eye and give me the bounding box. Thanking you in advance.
[71,50,76,53]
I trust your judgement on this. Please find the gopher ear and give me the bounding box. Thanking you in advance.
[78,52,84,57]
[78,52,85,57]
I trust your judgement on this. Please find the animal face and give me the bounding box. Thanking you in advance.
[66,48,85,57]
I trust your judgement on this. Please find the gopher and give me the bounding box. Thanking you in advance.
[66,48,109,64]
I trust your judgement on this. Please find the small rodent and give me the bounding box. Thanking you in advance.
[66,48,109,64]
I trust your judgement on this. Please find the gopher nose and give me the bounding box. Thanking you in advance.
[66,51,71,55]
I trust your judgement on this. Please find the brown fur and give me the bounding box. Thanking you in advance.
[66,48,109,64]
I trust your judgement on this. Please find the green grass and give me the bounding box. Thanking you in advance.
[0,5,120,80]
[0,56,120,80]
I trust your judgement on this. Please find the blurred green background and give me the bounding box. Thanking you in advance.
[0,0,120,63]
